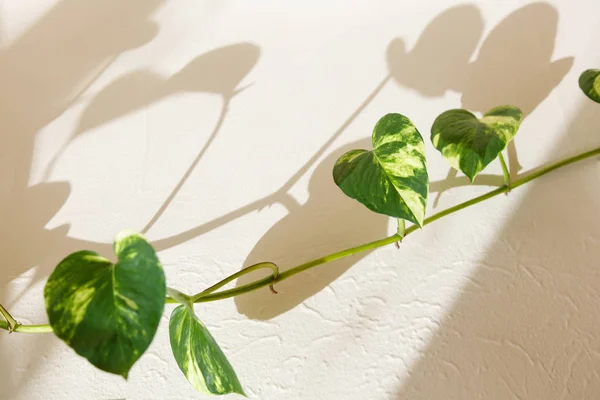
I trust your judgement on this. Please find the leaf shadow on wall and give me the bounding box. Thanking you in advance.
[233,2,573,321]
[43,42,261,234]
[0,1,163,395]
[148,4,488,256]
[0,0,163,289]
[0,1,260,396]
[0,16,261,295]
[394,100,600,400]
[431,2,573,206]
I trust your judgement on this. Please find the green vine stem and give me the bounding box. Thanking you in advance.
[499,152,511,190]
[0,320,51,333]
[3,145,600,333]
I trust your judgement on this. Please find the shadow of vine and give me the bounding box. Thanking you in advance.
[0,0,163,393]
[394,93,600,400]
[0,0,260,396]
[388,4,600,399]
[233,1,573,320]
[433,1,573,204]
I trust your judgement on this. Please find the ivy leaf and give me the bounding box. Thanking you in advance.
[431,105,523,182]
[579,69,600,104]
[169,305,245,396]
[44,231,166,378]
[333,113,428,226]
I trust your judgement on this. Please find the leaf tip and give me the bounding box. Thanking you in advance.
[464,168,478,183]
[114,229,144,244]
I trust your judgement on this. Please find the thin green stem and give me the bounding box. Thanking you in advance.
[499,153,511,190]
[510,146,600,189]
[3,145,600,333]
[397,219,405,238]
[191,234,402,303]
[0,319,52,333]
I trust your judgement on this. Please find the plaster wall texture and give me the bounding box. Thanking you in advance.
[1,1,600,399]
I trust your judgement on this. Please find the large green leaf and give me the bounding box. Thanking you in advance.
[431,105,523,182]
[333,113,428,226]
[44,231,166,378]
[169,305,245,396]
[579,69,600,104]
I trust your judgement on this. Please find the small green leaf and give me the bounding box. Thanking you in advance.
[169,305,245,396]
[579,69,600,103]
[431,105,523,182]
[333,113,428,226]
[44,230,166,378]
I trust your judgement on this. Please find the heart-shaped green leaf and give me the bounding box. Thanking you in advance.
[44,231,166,378]
[333,113,428,226]
[579,69,600,104]
[169,305,245,396]
[431,105,523,182]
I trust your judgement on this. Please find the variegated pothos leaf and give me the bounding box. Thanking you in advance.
[430,105,523,182]
[579,69,600,104]
[169,305,245,396]
[44,231,166,378]
[333,113,428,226]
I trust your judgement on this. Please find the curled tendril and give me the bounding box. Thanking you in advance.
[191,262,279,302]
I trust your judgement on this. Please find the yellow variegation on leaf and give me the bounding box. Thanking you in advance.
[333,113,428,226]
[431,105,523,182]
[169,305,245,396]
[44,230,166,378]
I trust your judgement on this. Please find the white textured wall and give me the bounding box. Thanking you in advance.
[1,1,600,399]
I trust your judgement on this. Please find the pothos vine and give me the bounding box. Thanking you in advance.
[1,69,599,396]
